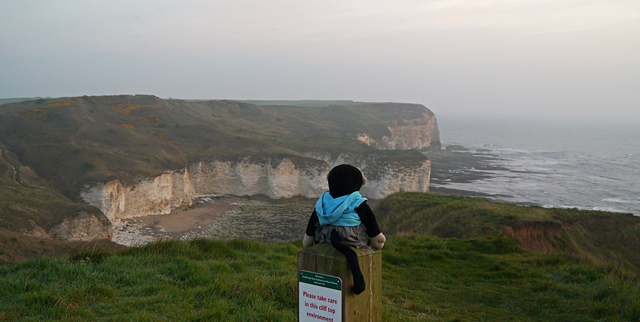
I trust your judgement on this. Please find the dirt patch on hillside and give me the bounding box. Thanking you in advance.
[503,221,563,253]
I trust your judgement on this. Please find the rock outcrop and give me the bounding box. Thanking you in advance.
[48,211,113,241]
[22,212,113,242]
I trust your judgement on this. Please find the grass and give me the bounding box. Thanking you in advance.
[1,236,639,321]
[0,239,299,321]
[376,192,640,274]
[381,235,640,321]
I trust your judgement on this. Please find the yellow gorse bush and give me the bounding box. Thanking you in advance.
[103,103,160,116]
[47,100,78,107]
[119,120,135,129]
[20,100,79,120]
[150,131,177,143]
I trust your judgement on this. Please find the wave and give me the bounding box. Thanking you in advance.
[602,198,640,205]
[591,207,629,214]
[542,204,629,214]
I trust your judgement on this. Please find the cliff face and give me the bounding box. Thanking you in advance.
[81,170,195,223]
[304,152,431,200]
[188,158,329,199]
[356,113,441,150]
[80,155,431,223]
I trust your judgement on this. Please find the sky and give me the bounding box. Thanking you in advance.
[1,0,639,122]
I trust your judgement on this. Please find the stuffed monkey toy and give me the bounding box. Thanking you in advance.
[303,164,386,295]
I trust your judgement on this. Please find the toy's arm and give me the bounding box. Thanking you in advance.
[303,210,319,248]
[356,202,386,249]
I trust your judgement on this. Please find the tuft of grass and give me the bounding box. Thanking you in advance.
[70,247,113,265]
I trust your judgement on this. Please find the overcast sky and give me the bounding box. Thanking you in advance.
[1,0,638,122]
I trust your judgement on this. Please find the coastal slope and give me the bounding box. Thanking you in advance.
[0,95,439,252]
[376,192,640,274]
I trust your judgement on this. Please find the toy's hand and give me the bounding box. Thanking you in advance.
[370,232,386,249]
[303,234,315,248]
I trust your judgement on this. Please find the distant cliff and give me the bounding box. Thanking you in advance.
[355,111,440,150]
[1,95,440,237]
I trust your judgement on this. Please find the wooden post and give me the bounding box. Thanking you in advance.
[298,243,382,322]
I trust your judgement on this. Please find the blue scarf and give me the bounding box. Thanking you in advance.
[315,191,367,226]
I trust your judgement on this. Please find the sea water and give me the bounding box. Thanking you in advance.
[433,117,640,215]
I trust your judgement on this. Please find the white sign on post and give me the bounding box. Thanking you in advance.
[299,270,342,322]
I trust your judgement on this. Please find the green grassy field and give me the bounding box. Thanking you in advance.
[1,234,639,321]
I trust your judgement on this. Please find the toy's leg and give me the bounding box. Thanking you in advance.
[355,203,385,248]
[330,230,365,295]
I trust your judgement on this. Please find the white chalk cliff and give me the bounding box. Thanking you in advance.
[80,154,431,224]
[355,113,440,150]
[81,170,195,224]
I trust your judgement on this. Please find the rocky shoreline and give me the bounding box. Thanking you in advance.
[111,196,317,246]
[424,148,513,198]
[425,149,508,183]
[202,197,315,242]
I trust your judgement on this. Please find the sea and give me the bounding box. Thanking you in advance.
[433,117,640,216]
